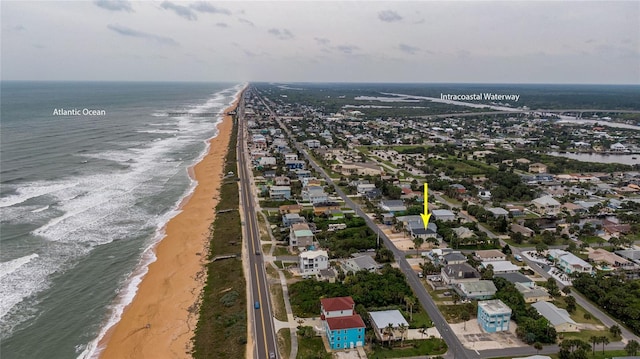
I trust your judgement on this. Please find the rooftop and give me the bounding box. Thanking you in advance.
[326,314,365,330]
[321,296,355,312]
[531,301,577,326]
[478,299,512,315]
[369,310,409,329]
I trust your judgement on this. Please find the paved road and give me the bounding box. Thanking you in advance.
[237,94,279,359]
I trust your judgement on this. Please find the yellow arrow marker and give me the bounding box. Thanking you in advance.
[420,183,431,229]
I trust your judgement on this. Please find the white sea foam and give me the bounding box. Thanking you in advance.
[0,254,39,281]
[0,182,79,208]
[77,85,244,359]
[0,86,239,344]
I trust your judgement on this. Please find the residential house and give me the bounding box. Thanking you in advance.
[321,296,355,319]
[454,280,497,300]
[258,156,277,168]
[299,250,329,276]
[515,283,552,303]
[478,190,492,201]
[453,227,475,239]
[432,209,456,222]
[343,255,382,273]
[511,223,535,238]
[549,249,593,274]
[269,186,292,200]
[451,184,467,194]
[475,249,506,262]
[356,183,377,195]
[275,176,291,186]
[529,163,548,173]
[301,185,328,204]
[324,315,366,350]
[495,272,534,288]
[369,310,410,342]
[379,200,407,214]
[589,248,633,269]
[282,213,305,228]
[285,159,306,170]
[333,162,384,176]
[317,268,338,283]
[313,202,341,215]
[410,222,439,241]
[305,139,321,148]
[477,299,512,333]
[443,252,467,265]
[532,196,561,216]
[382,213,394,225]
[531,301,579,332]
[290,223,314,249]
[441,263,481,285]
[481,261,519,274]
[487,207,509,218]
[279,204,302,215]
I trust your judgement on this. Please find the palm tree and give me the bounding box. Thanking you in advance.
[534,342,543,354]
[609,324,622,339]
[419,323,428,339]
[404,296,415,322]
[460,310,471,331]
[625,339,640,356]
[397,323,408,348]
[600,336,610,354]
[384,323,395,348]
[452,292,461,305]
[589,335,599,356]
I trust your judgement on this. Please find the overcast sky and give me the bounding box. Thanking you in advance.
[2,1,639,84]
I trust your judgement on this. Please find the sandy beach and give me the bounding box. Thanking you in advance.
[97,98,239,359]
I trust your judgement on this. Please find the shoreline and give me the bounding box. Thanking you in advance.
[95,94,240,359]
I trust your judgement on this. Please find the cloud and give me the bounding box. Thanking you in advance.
[238,18,254,27]
[94,0,133,12]
[216,22,228,28]
[107,24,179,46]
[314,37,331,46]
[268,28,294,40]
[335,45,359,54]
[160,1,197,21]
[398,43,419,55]
[190,2,231,15]
[378,10,402,22]
[8,25,26,32]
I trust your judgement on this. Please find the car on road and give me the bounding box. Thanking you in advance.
[255,251,260,255]
[269,352,276,359]
[254,301,260,309]
[514,254,523,261]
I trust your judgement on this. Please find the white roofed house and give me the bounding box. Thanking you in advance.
[299,249,329,276]
[474,249,506,262]
[379,200,407,214]
[532,196,561,216]
[487,207,509,218]
[368,310,410,342]
[432,209,456,222]
[454,280,497,300]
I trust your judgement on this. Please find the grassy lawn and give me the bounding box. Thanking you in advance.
[296,335,330,359]
[270,284,287,322]
[368,338,447,358]
[273,260,285,269]
[438,303,476,323]
[408,308,432,329]
[555,296,604,326]
[548,350,627,359]
[277,328,291,359]
[559,330,615,343]
[273,246,290,256]
[262,244,272,253]
[441,195,462,206]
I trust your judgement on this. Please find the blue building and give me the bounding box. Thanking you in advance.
[320,296,365,350]
[477,299,512,333]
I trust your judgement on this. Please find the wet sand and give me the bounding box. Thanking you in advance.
[98,98,238,359]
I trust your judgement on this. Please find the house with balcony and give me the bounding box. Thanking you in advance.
[532,196,561,216]
[290,223,314,249]
[299,249,329,276]
[269,186,291,200]
[320,296,365,350]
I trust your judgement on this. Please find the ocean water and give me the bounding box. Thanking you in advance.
[0,81,243,358]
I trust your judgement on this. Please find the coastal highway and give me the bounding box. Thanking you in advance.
[255,92,476,359]
[236,94,279,359]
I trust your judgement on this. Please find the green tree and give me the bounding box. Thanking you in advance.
[398,323,408,348]
[534,341,543,354]
[565,295,577,314]
[609,324,622,339]
[384,323,395,347]
[589,335,599,356]
[625,339,640,356]
[460,310,471,331]
[546,278,561,297]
